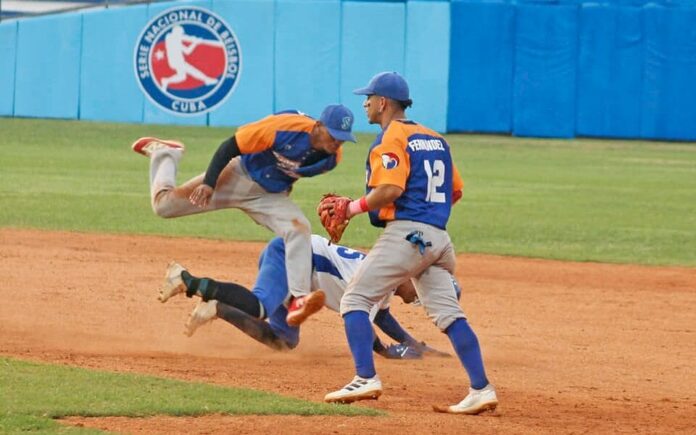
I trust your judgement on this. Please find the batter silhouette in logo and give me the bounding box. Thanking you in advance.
[161,25,220,91]
[134,6,242,116]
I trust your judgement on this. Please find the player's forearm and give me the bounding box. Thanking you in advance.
[348,184,403,217]
[202,136,241,188]
[366,184,403,209]
[372,336,387,354]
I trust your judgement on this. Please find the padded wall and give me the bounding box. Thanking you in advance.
[576,5,643,138]
[14,14,82,119]
[405,0,450,133]
[448,0,514,133]
[142,0,211,126]
[0,21,17,116]
[209,0,274,128]
[80,5,148,123]
[341,1,406,133]
[641,5,696,140]
[275,0,341,120]
[513,4,578,138]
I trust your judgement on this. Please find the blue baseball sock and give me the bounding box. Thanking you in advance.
[343,310,376,379]
[446,318,489,390]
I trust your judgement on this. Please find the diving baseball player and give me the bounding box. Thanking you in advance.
[319,72,498,414]
[159,234,449,359]
[132,105,356,327]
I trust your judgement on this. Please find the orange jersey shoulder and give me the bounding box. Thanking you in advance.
[235,114,315,154]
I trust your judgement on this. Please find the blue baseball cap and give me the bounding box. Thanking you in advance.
[353,71,410,101]
[319,104,356,143]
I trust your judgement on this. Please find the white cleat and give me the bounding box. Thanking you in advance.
[184,300,218,337]
[433,384,498,415]
[131,136,185,157]
[324,375,383,404]
[158,261,186,303]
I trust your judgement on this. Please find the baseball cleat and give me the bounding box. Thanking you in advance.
[324,375,383,404]
[432,384,498,415]
[184,300,218,337]
[159,261,186,303]
[131,136,185,157]
[285,290,325,327]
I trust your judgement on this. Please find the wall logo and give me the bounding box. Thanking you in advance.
[381,152,400,169]
[134,6,242,116]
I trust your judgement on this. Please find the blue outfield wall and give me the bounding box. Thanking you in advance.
[2,0,696,141]
[448,0,514,133]
[80,5,148,123]
[641,5,696,141]
[209,0,275,128]
[405,1,450,133]
[341,1,406,134]
[512,4,578,138]
[0,21,17,116]
[14,13,82,119]
[275,0,341,120]
[576,5,643,138]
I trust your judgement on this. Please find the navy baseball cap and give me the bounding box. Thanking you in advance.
[353,71,410,101]
[319,104,356,143]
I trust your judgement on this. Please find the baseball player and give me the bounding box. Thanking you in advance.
[159,234,449,359]
[132,105,356,327]
[320,72,498,414]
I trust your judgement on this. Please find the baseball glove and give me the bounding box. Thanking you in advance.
[317,193,351,243]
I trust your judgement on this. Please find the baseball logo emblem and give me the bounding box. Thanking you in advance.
[134,6,242,116]
[381,152,400,169]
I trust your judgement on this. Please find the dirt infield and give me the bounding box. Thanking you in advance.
[1,228,695,434]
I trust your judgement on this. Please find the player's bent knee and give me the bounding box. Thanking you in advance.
[434,313,467,332]
[339,294,374,316]
[286,215,311,236]
[151,203,172,218]
[151,198,180,219]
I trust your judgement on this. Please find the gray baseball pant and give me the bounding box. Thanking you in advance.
[147,148,312,299]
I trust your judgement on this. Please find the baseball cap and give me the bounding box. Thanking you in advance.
[353,71,410,101]
[319,104,356,143]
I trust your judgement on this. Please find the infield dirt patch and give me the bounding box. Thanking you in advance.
[1,228,695,434]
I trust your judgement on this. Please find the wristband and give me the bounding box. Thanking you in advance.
[348,196,369,217]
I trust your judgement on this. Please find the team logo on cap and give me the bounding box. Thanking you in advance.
[381,152,400,170]
[134,6,242,116]
[341,116,352,130]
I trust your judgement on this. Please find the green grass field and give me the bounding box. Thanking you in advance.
[0,357,379,433]
[1,117,695,265]
[1,117,695,432]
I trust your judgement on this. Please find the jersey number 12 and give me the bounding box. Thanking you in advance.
[424,160,446,203]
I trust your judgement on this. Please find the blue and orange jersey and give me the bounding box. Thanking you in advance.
[237,110,343,193]
[365,120,463,229]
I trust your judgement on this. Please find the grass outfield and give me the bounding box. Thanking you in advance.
[1,117,695,266]
[0,357,379,433]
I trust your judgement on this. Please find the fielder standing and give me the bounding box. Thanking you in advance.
[132,105,356,326]
[321,72,498,414]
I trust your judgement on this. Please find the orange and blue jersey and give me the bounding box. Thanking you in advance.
[365,120,463,230]
[237,110,343,193]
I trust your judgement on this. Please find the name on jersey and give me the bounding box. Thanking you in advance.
[272,151,301,178]
[408,138,445,152]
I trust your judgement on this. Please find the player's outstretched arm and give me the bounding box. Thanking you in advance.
[374,308,416,343]
[189,136,242,207]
